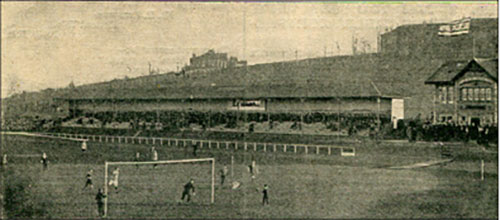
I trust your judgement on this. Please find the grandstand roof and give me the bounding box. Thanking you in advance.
[425,58,498,84]
[72,82,380,100]
[61,53,451,101]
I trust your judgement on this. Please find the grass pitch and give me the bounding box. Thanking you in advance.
[1,134,497,218]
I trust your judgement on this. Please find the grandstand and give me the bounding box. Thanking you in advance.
[50,18,496,134]
[52,54,450,135]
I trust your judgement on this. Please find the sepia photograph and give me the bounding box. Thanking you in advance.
[0,1,498,219]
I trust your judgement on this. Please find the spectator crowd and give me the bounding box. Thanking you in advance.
[3,110,497,146]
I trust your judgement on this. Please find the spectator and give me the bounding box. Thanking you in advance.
[249,123,255,133]
[392,116,398,130]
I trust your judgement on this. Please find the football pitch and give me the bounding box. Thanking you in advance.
[1,134,498,218]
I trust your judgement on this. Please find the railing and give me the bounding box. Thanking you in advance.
[38,132,356,157]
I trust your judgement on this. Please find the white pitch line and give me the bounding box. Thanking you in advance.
[388,158,454,169]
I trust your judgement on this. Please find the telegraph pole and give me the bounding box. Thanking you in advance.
[472,36,476,59]
[242,4,246,61]
[337,96,341,142]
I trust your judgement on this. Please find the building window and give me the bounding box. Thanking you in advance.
[468,88,473,101]
[441,87,447,104]
[486,88,492,101]
[440,116,447,122]
[474,88,480,101]
[437,88,442,103]
[479,88,485,101]
[461,88,467,101]
[448,86,454,104]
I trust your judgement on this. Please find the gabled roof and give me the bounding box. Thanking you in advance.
[475,58,498,79]
[425,58,498,84]
[424,60,470,83]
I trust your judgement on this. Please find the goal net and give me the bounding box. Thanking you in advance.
[103,158,215,217]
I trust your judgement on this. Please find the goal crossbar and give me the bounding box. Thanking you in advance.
[105,158,214,166]
[103,158,215,217]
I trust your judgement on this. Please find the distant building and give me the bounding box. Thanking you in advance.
[229,56,247,68]
[425,58,498,125]
[183,49,247,74]
[379,18,497,59]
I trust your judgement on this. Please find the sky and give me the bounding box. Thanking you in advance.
[1,2,498,98]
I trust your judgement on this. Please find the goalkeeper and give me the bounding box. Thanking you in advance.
[108,167,120,192]
[180,179,196,203]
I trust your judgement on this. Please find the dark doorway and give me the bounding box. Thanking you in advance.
[471,117,481,126]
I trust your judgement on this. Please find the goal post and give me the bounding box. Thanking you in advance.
[103,158,215,217]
